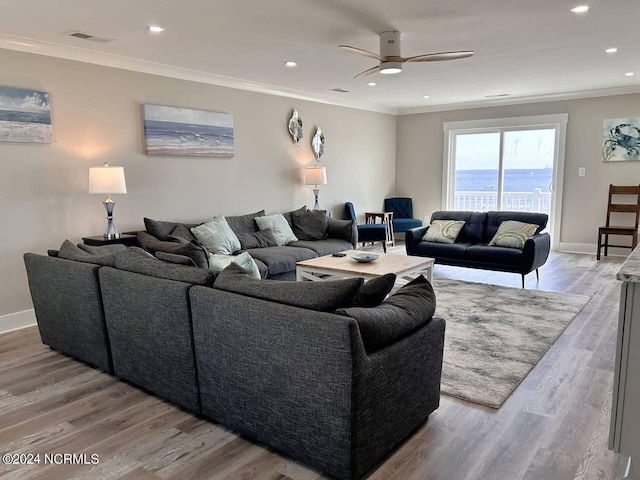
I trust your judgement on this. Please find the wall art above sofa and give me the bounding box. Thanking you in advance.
[143,104,234,157]
[0,86,52,144]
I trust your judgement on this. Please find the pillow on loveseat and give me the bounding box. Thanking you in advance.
[336,275,436,352]
[214,263,364,312]
[191,216,241,255]
[144,217,201,241]
[255,213,298,246]
[137,231,209,269]
[424,220,465,244]
[489,220,538,249]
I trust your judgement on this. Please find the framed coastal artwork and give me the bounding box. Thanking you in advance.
[143,104,234,157]
[0,87,52,144]
[602,116,640,162]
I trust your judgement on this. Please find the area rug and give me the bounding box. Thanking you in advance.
[431,278,590,409]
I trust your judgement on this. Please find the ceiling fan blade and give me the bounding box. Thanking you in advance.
[339,45,381,61]
[404,51,475,63]
[354,65,380,78]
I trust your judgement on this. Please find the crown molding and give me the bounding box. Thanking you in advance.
[0,34,398,115]
[397,85,640,115]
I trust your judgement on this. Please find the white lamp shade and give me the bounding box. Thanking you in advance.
[89,165,127,194]
[306,166,327,185]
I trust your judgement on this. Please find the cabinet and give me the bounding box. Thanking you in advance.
[610,249,640,478]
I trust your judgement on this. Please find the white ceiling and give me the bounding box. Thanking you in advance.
[0,0,639,114]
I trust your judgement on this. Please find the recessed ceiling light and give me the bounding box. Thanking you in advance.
[605,47,618,54]
[570,5,589,13]
[367,82,376,86]
[285,61,297,67]
[423,95,430,99]
[625,72,635,77]
[148,25,165,33]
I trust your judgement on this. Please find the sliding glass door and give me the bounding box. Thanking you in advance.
[443,114,568,249]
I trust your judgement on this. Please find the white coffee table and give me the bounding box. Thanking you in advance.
[296,250,434,283]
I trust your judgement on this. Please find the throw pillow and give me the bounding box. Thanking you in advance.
[226,210,266,235]
[336,275,436,352]
[191,216,241,255]
[137,231,209,269]
[169,223,197,243]
[291,209,329,241]
[214,263,364,312]
[58,240,126,267]
[282,205,307,227]
[144,218,200,241]
[207,252,261,279]
[351,273,397,308]
[255,213,298,246]
[155,251,197,266]
[114,248,214,285]
[424,220,465,244]
[235,230,279,250]
[489,220,538,249]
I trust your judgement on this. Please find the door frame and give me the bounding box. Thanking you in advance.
[442,114,568,251]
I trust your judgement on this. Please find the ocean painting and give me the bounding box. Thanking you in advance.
[602,116,640,162]
[0,87,51,143]
[143,104,234,157]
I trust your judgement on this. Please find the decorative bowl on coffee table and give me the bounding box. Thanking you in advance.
[351,252,380,263]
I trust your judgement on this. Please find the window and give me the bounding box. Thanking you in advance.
[443,114,568,249]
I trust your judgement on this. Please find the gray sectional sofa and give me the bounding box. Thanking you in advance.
[138,207,357,280]
[23,246,445,480]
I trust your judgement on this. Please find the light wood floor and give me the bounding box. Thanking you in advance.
[0,249,631,480]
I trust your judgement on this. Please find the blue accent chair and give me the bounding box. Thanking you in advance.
[345,202,387,253]
[384,197,423,234]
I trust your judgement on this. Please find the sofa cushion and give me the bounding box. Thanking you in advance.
[281,205,307,227]
[207,252,261,279]
[226,210,265,235]
[489,220,538,249]
[431,211,487,243]
[155,251,196,266]
[114,248,215,285]
[246,246,316,275]
[485,211,547,242]
[424,220,465,244]
[336,275,436,352]
[191,216,242,255]
[144,218,201,241]
[214,263,363,312]
[58,240,126,266]
[252,258,268,279]
[236,230,279,250]
[351,273,397,308]
[137,231,209,269]
[415,241,471,260]
[168,223,197,243]
[255,213,298,246]
[291,209,328,241]
[288,238,352,256]
[465,244,525,265]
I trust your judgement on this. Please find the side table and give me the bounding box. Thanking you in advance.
[364,211,395,246]
[82,234,138,247]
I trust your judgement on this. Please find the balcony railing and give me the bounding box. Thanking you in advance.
[454,188,551,214]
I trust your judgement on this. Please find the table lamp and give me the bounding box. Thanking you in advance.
[306,166,327,210]
[89,162,127,239]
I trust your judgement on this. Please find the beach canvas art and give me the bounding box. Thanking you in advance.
[143,104,234,157]
[602,116,640,162]
[0,87,51,143]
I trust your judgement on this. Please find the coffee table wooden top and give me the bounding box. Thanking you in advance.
[296,250,433,277]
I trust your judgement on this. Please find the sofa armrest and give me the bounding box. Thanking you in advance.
[523,232,551,272]
[327,217,358,248]
[405,226,429,255]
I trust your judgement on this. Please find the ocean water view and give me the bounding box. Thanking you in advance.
[455,168,553,192]
[144,120,234,157]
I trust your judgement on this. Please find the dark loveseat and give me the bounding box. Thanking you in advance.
[23,247,445,480]
[138,207,357,280]
[406,210,551,287]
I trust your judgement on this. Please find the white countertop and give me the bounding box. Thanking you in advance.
[617,246,640,282]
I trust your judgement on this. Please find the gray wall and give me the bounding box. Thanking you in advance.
[396,94,640,249]
[0,49,396,319]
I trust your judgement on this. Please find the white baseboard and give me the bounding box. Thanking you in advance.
[0,309,36,334]
[557,242,630,257]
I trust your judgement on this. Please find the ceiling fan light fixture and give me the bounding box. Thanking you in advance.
[379,62,402,74]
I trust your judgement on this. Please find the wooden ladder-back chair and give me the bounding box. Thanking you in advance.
[597,184,640,260]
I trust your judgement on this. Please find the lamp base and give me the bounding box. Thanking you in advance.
[103,197,120,239]
[312,187,320,210]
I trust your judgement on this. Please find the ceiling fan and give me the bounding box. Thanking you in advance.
[339,31,474,78]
